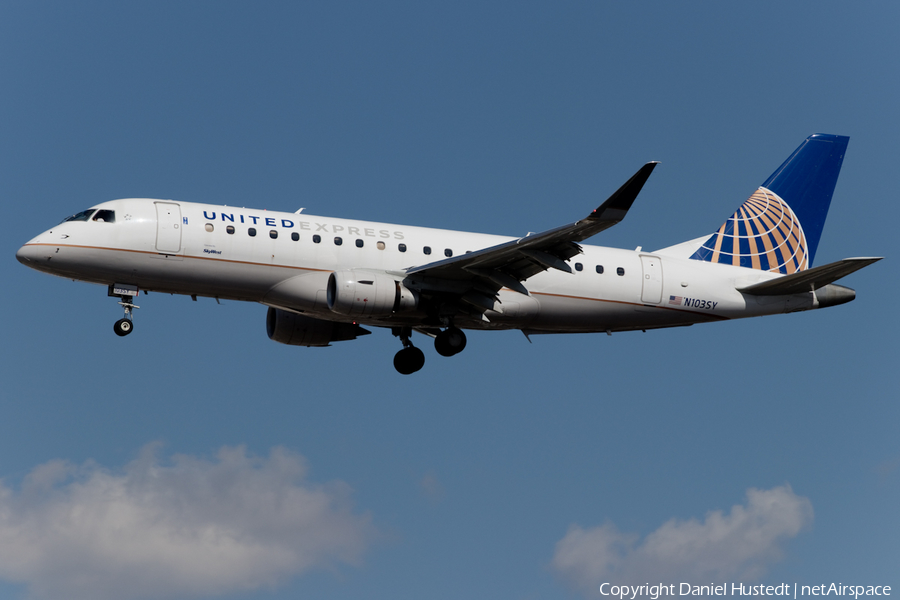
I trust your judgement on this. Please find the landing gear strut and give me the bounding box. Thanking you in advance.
[392,327,425,375]
[110,284,139,337]
[434,327,467,357]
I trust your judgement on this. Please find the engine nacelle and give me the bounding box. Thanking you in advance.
[327,270,418,317]
[266,307,369,347]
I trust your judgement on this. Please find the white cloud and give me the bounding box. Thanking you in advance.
[0,443,375,600]
[552,485,813,596]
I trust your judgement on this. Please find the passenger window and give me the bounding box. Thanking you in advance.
[93,210,115,223]
[291,232,299,241]
[313,234,321,244]
[269,230,278,239]
[423,246,431,255]
[398,243,407,252]
[444,248,453,257]
[248,228,257,237]
[596,265,604,274]
[226,226,235,234]
[62,209,95,223]
[377,241,385,250]
[356,239,364,248]
[334,237,343,246]
[205,223,214,232]
[617,267,625,276]
[575,262,583,271]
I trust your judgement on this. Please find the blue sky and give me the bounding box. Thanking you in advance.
[1,2,898,599]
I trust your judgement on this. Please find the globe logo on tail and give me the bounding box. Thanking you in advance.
[690,187,809,274]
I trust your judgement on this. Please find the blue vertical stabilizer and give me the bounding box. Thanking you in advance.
[690,134,848,273]
[761,134,849,264]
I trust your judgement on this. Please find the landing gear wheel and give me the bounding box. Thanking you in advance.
[434,327,467,357]
[394,346,425,375]
[113,289,140,337]
[113,318,133,337]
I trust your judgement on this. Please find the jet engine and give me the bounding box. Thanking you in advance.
[327,270,418,317]
[266,307,370,347]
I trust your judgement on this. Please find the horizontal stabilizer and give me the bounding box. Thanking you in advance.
[738,257,882,296]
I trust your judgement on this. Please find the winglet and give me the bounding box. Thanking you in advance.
[590,162,659,222]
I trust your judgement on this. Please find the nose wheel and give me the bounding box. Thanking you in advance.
[392,326,425,374]
[113,318,133,336]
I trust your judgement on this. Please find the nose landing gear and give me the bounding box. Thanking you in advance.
[109,283,139,337]
[113,317,134,336]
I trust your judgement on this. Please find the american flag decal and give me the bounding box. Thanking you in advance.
[669,295,683,306]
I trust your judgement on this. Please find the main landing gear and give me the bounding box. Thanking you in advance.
[434,326,467,357]
[393,327,425,375]
[392,326,468,374]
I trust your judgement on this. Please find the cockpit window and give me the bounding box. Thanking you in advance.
[92,210,115,223]
[62,209,96,223]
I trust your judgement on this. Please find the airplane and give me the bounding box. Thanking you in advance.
[16,134,881,374]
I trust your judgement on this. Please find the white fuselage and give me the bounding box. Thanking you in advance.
[17,198,818,335]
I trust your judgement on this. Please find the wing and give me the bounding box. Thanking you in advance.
[402,162,658,318]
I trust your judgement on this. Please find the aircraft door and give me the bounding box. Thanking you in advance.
[155,202,182,253]
[640,255,663,304]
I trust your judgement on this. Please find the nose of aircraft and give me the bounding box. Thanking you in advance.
[16,243,35,265]
[16,241,50,268]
